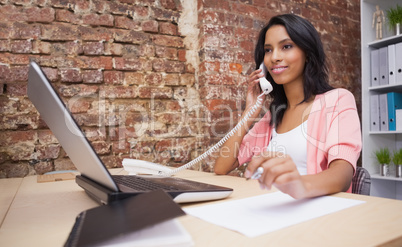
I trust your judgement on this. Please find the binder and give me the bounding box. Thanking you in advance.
[370,94,380,131]
[387,92,402,131]
[370,49,380,86]
[379,93,389,131]
[379,47,388,85]
[396,109,402,131]
[396,42,402,84]
[388,44,396,85]
[64,190,187,247]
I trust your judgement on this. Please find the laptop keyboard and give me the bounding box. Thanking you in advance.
[113,175,180,191]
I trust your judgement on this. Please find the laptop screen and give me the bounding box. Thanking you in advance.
[28,61,120,192]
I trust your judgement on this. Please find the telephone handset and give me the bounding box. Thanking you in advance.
[259,63,273,95]
[123,63,273,176]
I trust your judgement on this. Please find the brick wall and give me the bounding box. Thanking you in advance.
[0,0,361,178]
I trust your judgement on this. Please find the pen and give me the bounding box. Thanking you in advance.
[246,167,264,180]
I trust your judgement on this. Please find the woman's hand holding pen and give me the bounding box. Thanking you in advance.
[244,151,311,199]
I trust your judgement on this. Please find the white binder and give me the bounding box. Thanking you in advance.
[388,44,396,85]
[396,42,402,84]
[396,109,402,131]
[379,93,389,131]
[379,47,388,85]
[370,94,380,131]
[371,49,380,86]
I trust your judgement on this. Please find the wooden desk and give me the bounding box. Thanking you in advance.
[1,169,402,247]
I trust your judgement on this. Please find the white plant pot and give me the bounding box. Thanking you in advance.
[380,164,389,176]
[396,23,401,36]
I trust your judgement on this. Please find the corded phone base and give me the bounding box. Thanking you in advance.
[122,159,173,176]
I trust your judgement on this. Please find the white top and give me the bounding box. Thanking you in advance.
[266,121,308,175]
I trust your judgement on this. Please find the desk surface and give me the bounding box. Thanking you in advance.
[1,169,402,247]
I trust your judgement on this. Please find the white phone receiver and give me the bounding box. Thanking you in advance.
[259,63,273,95]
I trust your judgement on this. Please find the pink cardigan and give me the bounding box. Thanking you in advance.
[238,88,362,192]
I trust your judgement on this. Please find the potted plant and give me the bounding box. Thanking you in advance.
[386,4,402,35]
[393,148,402,178]
[375,147,391,176]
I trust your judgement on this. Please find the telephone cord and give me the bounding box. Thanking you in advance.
[161,92,266,176]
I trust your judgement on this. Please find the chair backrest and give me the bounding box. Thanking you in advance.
[352,166,371,195]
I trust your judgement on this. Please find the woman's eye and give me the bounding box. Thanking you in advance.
[283,44,293,50]
[264,48,272,53]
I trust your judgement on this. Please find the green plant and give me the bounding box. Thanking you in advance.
[386,4,402,30]
[393,149,402,166]
[375,148,391,165]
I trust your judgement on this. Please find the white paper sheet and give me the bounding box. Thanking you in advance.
[184,192,365,238]
[100,219,194,247]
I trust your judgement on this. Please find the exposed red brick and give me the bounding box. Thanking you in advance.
[26,7,55,23]
[82,13,114,27]
[41,23,78,41]
[55,9,81,24]
[124,72,144,85]
[114,30,149,44]
[203,0,231,11]
[203,99,237,112]
[11,23,41,39]
[54,158,76,171]
[36,144,61,160]
[141,20,159,33]
[60,68,82,83]
[82,70,103,84]
[178,49,186,61]
[134,6,150,18]
[58,84,99,97]
[10,40,32,54]
[0,5,27,22]
[78,26,114,41]
[67,98,92,113]
[138,86,172,99]
[104,42,123,56]
[32,41,52,54]
[115,16,141,30]
[0,0,361,177]
[144,73,162,86]
[116,57,148,71]
[160,0,178,10]
[0,40,10,52]
[155,46,178,60]
[152,34,184,48]
[0,162,30,178]
[159,22,177,35]
[33,161,54,175]
[100,85,138,99]
[37,129,58,145]
[82,42,105,55]
[91,141,111,155]
[104,70,124,85]
[163,73,179,85]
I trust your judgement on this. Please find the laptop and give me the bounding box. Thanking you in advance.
[27,61,233,205]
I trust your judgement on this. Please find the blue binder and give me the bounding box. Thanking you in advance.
[387,92,402,131]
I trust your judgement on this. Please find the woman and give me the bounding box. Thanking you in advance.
[214,14,361,199]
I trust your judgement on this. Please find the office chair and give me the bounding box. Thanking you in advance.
[352,166,371,195]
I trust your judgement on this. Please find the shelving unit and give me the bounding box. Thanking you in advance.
[361,0,402,199]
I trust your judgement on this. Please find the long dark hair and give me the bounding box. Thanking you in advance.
[254,14,333,126]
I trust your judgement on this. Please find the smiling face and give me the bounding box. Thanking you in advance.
[264,25,306,88]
